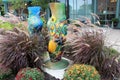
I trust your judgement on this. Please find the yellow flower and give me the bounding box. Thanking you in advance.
[60,23,64,27]
[91,74,94,77]
[50,26,54,30]
[93,71,97,75]
[56,23,59,28]
[77,71,80,74]
[61,34,65,37]
[50,32,55,36]
[51,16,56,23]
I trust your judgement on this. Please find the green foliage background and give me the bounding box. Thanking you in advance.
[10,0,26,10]
[31,0,49,11]
[0,21,15,30]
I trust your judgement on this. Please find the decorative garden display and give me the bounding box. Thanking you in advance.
[112,18,119,28]
[28,6,43,34]
[0,1,120,80]
[42,3,71,79]
[47,3,67,61]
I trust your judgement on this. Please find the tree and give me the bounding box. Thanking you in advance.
[10,0,26,9]
[9,0,28,16]
[0,0,2,4]
[31,0,56,11]
[31,0,49,11]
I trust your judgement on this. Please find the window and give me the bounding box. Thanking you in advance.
[57,0,66,3]
[69,0,92,19]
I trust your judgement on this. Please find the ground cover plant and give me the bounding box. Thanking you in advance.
[0,21,15,30]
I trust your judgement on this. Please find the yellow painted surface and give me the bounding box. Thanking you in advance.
[48,40,57,53]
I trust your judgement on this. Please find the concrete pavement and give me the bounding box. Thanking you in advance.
[102,27,120,52]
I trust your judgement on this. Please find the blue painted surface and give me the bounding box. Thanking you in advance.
[28,6,41,17]
[28,6,43,34]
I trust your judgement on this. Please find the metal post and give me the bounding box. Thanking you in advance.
[83,0,87,17]
[116,0,120,28]
[76,0,77,18]
[105,0,108,25]
[92,0,97,23]
[83,0,85,16]
[116,0,120,18]
[86,0,88,17]
[0,12,1,16]
[3,2,8,14]
[73,0,74,19]
[66,0,69,19]
[93,0,97,14]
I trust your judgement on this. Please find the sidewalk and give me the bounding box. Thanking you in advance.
[103,27,120,52]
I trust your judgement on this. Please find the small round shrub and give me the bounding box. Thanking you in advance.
[64,64,100,80]
[0,21,15,30]
[15,68,44,80]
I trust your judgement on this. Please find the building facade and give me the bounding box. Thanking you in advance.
[57,0,120,28]
[1,0,120,28]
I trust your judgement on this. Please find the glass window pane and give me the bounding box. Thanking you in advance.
[59,0,92,19]
[69,0,92,19]
[57,0,66,3]
[77,0,92,18]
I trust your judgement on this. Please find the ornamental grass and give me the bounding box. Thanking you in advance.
[65,19,120,80]
[0,27,47,74]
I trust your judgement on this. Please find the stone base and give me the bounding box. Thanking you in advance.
[43,57,72,80]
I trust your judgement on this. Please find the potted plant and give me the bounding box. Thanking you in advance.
[112,18,119,28]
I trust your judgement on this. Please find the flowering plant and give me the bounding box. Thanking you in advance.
[64,64,100,80]
[15,68,44,80]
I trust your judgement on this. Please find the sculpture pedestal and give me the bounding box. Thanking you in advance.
[43,57,72,80]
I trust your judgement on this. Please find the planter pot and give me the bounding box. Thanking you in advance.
[43,57,72,80]
[47,3,67,61]
[28,6,43,34]
[113,22,118,28]
[42,52,72,80]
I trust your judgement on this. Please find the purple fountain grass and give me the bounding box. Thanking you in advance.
[64,18,120,79]
[0,13,20,24]
[0,27,47,74]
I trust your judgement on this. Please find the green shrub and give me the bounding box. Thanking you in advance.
[64,64,100,80]
[104,47,120,58]
[15,68,44,80]
[0,21,15,30]
[112,18,119,23]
